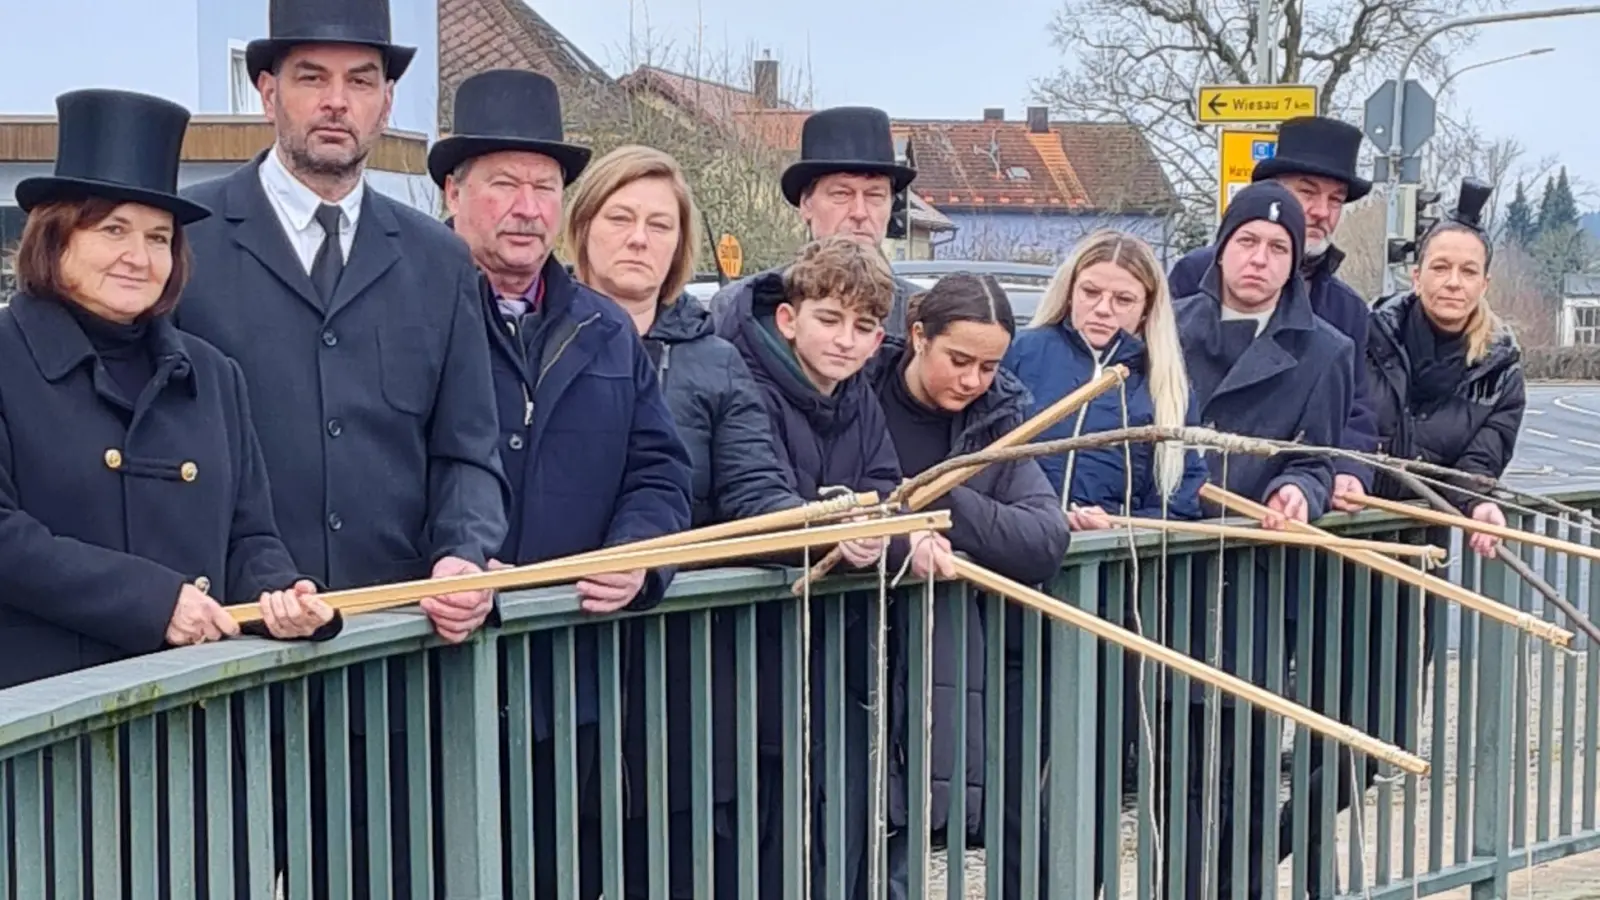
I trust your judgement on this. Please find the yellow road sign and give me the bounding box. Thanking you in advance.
[1217,128,1279,219]
[1196,84,1318,124]
[716,233,743,279]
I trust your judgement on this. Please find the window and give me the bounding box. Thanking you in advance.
[229,41,262,114]
[0,205,25,297]
[1574,305,1600,346]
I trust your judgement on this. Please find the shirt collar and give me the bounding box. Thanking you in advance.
[259,144,365,233]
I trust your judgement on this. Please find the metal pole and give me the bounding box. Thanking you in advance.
[1384,5,1600,296]
[1256,0,1275,81]
[1438,47,1554,94]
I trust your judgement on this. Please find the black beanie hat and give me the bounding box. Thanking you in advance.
[1215,181,1306,271]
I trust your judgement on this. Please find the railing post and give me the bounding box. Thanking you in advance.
[437,636,505,899]
[1471,560,1515,899]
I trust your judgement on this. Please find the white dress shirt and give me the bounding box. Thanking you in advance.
[257,145,364,274]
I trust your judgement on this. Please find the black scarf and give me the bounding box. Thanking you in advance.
[64,300,155,409]
[1403,297,1468,411]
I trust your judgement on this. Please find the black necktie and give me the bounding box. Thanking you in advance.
[310,203,344,304]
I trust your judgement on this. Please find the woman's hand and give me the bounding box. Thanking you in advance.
[1264,484,1309,530]
[907,530,957,580]
[259,580,335,639]
[165,583,240,647]
[838,536,886,568]
[1066,504,1113,532]
[1468,502,1506,558]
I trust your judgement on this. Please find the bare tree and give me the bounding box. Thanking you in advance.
[1031,0,1508,231]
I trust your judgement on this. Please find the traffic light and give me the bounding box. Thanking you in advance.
[1414,188,1443,239]
[886,189,909,240]
[1386,184,1443,264]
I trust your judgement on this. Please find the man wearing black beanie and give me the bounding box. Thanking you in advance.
[1166,178,1356,900]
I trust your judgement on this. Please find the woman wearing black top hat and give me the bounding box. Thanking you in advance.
[0,88,337,690]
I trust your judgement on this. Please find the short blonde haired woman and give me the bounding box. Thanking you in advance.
[1003,229,1207,527]
[562,144,800,900]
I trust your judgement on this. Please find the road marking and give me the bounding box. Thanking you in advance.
[1527,428,1559,438]
[1555,396,1600,418]
[1525,408,1545,415]
[1571,438,1600,450]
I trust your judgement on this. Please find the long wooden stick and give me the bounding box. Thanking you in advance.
[1352,493,1600,568]
[230,510,950,624]
[1105,515,1447,562]
[554,490,881,566]
[1199,484,1572,648]
[953,557,1430,775]
[1383,472,1600,646]
[788,364,1131,596]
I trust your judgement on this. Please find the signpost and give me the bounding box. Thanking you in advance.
[1195,84,1319,125]
[1364,77,1438,295]
[1216,129,1279,219]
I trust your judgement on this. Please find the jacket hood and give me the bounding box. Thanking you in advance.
[1371,291,1521,375]
[868,334,1034,452]
[647,293,715,344]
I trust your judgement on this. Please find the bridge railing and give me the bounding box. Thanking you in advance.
[0,492,1596,899]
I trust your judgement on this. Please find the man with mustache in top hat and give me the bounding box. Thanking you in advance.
[708,105,925,337]
[172,0,509,896]
[434,68,692,900]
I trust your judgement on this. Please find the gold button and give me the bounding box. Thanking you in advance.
[104,448,122,470]
[194,576,211,593]
[180,462,198,482]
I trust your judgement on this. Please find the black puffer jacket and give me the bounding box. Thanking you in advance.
[622,294,803,817]
[868,336,1070,840]
[1367,293,1525,510]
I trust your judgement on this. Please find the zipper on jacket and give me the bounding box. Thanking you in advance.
[1060,336,1119,512]
[502,315,536,427]
[526,313,602,425]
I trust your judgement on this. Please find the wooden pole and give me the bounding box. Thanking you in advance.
[789,363,1131,596]
[1352,493,1600,567]
[1199,484,1573,648]
[1105,515,1447,562]
[554,490,881,566]
[952,557,1430,775]
[230,510,950,625]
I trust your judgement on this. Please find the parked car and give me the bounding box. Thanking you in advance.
[681,260,1058,326]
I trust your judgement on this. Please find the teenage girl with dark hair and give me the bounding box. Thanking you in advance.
[867,272,1070,900]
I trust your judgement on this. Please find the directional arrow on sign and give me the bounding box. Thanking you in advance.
[1208,94,1226,117]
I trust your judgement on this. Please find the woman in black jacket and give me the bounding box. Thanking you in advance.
[0,88,337,692]
[1300,216,1524,887]
[562,144,804,899]
[868,273,1071,900]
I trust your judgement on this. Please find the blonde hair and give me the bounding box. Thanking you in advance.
[1033,230,1191,497]
[783,234,896,321]
[559,144,701,304]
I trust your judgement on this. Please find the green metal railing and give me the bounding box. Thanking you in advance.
[0,492,1597,899]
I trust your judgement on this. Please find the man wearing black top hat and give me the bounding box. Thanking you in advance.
[171,0,508,896]
[708,105,924,336]
[1168,115,1379,508]
[433,68,692,900]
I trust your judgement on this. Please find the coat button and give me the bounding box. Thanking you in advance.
[327,418,342,437]
[327,513,343,531]
[321,329,338,347]
[104,448,122,470]
[180,461,198,482]
[508,434,524,451]
[194,576,211,594]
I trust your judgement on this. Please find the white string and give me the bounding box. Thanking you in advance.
[866,528,890,899]
[1198,449,1229,900]
[800,512,814,900]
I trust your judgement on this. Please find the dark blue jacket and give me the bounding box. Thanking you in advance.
[1170,244,1377,486]
[1002,323,1208,519]
[716,271,903,753]
[1173,265,1355,524]
[485,258,693,739]
[0,293,313,689]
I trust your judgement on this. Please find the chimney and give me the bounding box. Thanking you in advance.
[1026,106,1049,133]
[983,107,1005,122]
[753,51,779,109]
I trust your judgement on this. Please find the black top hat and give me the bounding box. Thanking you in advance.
[1252,116,1372,202]
[780,107,916,207]
[427,69,592,187]
[15,89,211,225]
[246,0,417,84]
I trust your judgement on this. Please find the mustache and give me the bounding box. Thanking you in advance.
[496,220,546,237]
[306,119,355,137]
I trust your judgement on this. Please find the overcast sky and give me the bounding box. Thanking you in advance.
[529,0,1600,207]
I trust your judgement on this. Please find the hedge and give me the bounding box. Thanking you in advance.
[1522,346,1600,381]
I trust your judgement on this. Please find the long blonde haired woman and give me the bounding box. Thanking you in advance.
[1002,229,1207,528]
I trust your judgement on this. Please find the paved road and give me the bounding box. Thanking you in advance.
[1503,383,1600,495]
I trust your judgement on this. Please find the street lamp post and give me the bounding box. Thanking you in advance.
[1383,6,1600,296]
[1438,47,1555,94]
